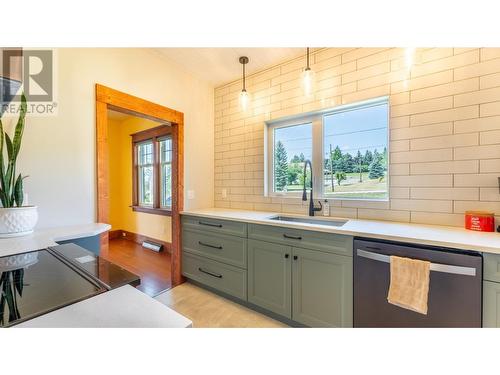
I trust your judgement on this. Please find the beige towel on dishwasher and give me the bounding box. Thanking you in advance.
[387,255,431,315]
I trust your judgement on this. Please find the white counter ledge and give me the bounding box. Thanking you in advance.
[16,285,193,328]
[181,208,500,255]
[0,223,111,257]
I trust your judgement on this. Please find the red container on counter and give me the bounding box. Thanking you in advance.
[465,211,495,232]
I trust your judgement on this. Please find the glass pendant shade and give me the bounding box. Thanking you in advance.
[301,67,316,97]
[239,89,250,112]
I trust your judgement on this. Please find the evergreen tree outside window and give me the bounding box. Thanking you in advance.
[272,122,312,194]
[274,141,288,191]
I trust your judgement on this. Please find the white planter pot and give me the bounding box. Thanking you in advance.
[0,206,38,238]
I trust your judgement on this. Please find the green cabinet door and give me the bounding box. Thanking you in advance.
[483,280,500,328]
[247,239,292,319]
[292,247,353,327]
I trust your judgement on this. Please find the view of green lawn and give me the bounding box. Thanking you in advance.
[285,172,388,199]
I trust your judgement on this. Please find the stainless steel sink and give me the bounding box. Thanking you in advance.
[268,215,348,227]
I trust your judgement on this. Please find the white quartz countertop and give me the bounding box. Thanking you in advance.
[181,208,500,254]
[0,223,111,257]
[16,285,193,328]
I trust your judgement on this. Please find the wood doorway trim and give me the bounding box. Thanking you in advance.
[95,84,184,286]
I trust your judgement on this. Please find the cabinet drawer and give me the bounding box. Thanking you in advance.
[182,215,247,237]
[182,252,247,300]
[248,224,353,257]
[182,229,247,269]
[484,253,500,283]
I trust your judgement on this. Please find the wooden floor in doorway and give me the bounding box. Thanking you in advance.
[101,238,172,297]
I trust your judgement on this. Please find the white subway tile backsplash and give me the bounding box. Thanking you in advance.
[480,72,500,90]
[454,116,500,134]
[357,208,410,222]
[411,78,479,102]
[214,48,500,227]
[391,198,453,213]
[480,48,500,62]
[391,149,453,163]
[410,106,479,127]
[480,101,500,117]
[455,58,500,80]
[410,133,478,151]
[391,97,453,117]
[454,200,500,214]
[391,122,452,140]
[410,187,479,201]
[480,159,500,173]
[480,188,500,202]
[410,160,479,175]
[410,212,464,227]
[454,144,500,160]
[391,175,453,187]
[454,173,499,187]
[391,70,453,94]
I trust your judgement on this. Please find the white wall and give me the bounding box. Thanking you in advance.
[4,48,214,228]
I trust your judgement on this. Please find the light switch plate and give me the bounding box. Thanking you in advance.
[187,190,195,199]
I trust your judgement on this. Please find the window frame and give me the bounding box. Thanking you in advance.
[136,139,155,207]
[265,117,322,198]
[131,125,172,216]
[158,136,172,209]
[264,96,389,201]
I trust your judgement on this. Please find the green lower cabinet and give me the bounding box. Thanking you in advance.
[292,247,353,328]
[247,239,292,318]
[483,280,500,327]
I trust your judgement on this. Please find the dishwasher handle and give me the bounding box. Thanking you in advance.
[356,249,477,277]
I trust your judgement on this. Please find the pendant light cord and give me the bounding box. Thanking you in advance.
[243,61,246,90]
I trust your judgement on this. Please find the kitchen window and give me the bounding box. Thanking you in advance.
[266,97,389,200]
[132,125,172,215]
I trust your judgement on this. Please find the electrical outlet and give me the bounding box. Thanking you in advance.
[187,190,195,199]
[222,188,227,199]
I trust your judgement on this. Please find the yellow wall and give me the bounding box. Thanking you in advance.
[108,115,172,242]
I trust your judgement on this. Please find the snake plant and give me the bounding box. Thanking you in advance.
[0,269,23,325]
[0,93,27,208]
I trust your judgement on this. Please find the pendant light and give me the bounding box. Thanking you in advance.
[239,56,250,112]
[405,47,416,70]
[301,47,316,97]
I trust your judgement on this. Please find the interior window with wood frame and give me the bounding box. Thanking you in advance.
[131,125,172,215]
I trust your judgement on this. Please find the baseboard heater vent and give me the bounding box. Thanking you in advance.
[142,240,163,252]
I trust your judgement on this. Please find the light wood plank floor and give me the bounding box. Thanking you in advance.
[155,282,288,328]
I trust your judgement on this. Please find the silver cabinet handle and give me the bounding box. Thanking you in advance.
[356,249,476,276]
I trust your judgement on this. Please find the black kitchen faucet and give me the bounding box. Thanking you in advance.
[302,160,322,216]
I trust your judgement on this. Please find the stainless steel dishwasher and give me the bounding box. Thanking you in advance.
[353,238,483,327]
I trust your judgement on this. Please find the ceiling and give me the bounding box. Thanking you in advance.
[154,48,307,87]
[107,109,132,121]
